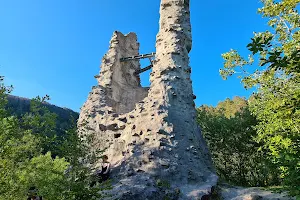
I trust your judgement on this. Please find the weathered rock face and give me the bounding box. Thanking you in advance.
[78,0,217,199]
[94,32,149,114]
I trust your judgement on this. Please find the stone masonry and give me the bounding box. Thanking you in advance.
[78,0,218,199]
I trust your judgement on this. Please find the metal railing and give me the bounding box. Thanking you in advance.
[120,52,156,74]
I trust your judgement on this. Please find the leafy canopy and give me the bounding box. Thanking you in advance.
[197,97,280,187]
[0,76,106,200]
[220,0,300,196]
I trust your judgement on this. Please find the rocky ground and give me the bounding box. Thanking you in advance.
[219,184,296,200]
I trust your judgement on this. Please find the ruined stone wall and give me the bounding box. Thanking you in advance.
[78,0,217,199]
[96,31,149,114]
[79,31,148,120]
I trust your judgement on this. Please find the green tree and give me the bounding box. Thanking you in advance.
[0,76,105,200]
[197,97,280,187]
[220,0,300,196]
[22,95,60,157]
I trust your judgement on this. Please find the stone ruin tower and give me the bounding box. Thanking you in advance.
[78,0,218,199]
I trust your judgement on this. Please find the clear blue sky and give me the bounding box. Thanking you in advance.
[0,0,268,112]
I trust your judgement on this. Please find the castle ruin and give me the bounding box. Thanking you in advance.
[78,0,218,199]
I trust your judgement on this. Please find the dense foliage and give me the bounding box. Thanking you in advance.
[220,0,300,196]
[0,77,106,200]
[6,94,79,135]
[197,97,280,187]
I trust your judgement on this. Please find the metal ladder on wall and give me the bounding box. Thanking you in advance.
[120,52,156,75]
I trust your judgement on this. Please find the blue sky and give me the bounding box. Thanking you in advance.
[0,0,268,112]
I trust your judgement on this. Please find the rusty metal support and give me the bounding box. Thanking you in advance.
[134,65,153,75]
[120,52,155,62]
[120,52,155,74]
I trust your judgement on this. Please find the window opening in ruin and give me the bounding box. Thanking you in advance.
[139,59,152,87]
[119,52,155,87]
